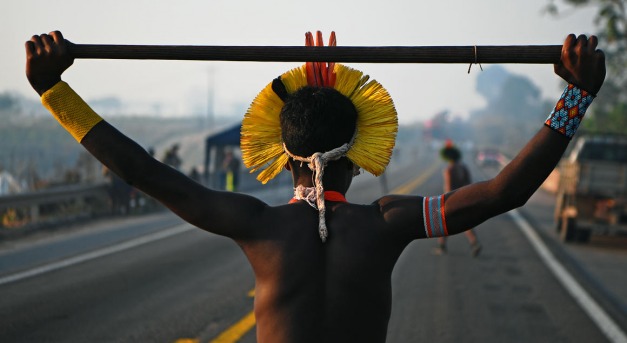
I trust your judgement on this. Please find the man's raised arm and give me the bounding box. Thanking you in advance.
[443,34,606,234]
[25,31,268,240]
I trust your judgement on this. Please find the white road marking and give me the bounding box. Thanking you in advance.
[0,223,193,286]
[509,209,627,343]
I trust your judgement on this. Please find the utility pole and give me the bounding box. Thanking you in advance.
[207,67,214,129]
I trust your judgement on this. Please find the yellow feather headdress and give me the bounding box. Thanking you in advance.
[241,31,398,184]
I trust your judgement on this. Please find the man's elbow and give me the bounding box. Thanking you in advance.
[495,186,534,213]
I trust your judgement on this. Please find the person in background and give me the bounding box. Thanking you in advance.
[163,144,182,170]
[221,148,240,192]
[434,139,481,256]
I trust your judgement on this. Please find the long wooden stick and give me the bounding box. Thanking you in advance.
[67,43,562,64]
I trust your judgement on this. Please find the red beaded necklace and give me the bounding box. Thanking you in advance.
[289,190,347,204]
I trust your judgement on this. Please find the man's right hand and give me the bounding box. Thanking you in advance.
[554,34,606,95]
[25,31,74,96]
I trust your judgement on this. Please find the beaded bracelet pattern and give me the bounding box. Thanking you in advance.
[422,195,449,238]
[544,84,594,139]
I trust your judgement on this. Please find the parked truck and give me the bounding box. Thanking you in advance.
[554,134,627,243]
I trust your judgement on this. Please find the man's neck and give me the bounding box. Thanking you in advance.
[293,181,348,195]
[289,187,348,204]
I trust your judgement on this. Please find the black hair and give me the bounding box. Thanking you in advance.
[440,146,462,162]
[279,85,357,157]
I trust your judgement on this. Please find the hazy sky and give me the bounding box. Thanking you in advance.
[3,0,598,124]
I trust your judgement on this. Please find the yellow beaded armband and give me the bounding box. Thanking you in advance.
[41,81,103,143]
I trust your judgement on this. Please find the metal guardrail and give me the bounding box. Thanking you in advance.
[0,183,110,230]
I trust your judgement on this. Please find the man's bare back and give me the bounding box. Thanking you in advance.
[241,198,413,342]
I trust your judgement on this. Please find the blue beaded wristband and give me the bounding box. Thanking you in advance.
[544,84,595,139]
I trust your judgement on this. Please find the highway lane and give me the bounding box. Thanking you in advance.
[0,212,185,278]
[0,150,624,342]
[0,222,255,342]
[471,160,625,342]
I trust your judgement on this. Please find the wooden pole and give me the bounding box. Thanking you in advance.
[67,43,562,64]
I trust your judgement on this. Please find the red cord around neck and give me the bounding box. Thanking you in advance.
[289,190,347,204]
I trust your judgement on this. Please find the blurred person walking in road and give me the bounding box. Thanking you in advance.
[434,139,481,256]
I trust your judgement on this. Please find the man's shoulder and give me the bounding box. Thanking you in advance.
[372,194,424,211]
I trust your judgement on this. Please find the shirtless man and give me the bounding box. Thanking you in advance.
[435,140,481,256]
[25,31,605,343]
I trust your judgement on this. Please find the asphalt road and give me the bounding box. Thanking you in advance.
[0,149,625,343]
